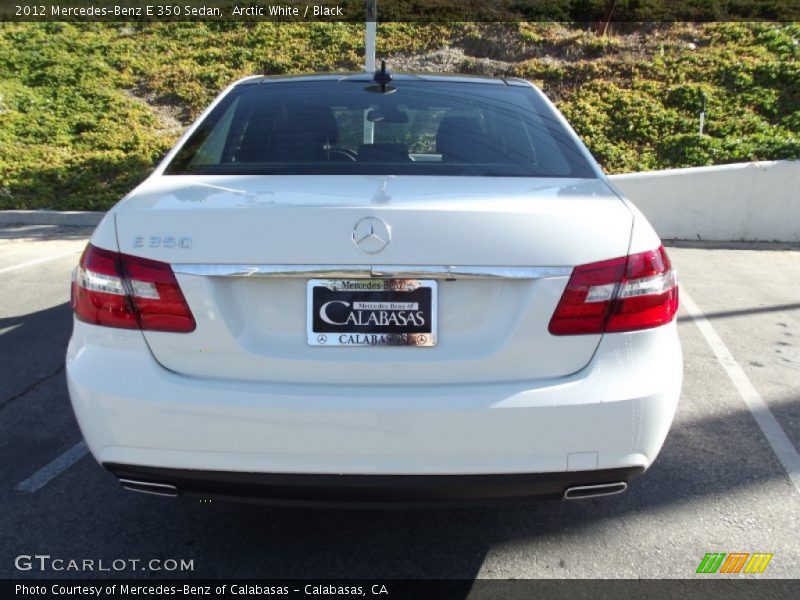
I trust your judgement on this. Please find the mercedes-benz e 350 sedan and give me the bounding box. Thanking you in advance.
[67,71,682,505]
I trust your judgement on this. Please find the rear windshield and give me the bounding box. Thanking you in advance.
[165,79,597,178]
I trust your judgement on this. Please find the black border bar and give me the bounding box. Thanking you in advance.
[3,1,800,23]
[4,579,800,600]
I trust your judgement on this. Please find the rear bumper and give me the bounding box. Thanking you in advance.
[105,463,644,507]
[67,319,682,483]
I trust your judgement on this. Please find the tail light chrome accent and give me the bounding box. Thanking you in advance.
[71,244,195,333]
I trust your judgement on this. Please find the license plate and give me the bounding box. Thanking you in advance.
[307,279,437,347]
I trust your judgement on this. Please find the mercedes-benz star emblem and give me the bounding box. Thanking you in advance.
[352,217,391,254]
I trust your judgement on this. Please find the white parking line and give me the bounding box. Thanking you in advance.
[681,286,800,495]
[0,249,81,276]
[15,441,88,493]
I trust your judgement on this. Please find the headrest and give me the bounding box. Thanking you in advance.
[436,115,501,163]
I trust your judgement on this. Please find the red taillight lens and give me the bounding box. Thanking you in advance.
[548,245,678,335]
[606,246,679,333]
[120,253,196,332]
[71,245,138,329]
[72,244,195,333]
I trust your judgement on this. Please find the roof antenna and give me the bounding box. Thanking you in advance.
[373,60,392,93]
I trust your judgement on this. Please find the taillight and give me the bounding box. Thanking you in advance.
[71,244,195,333]
[71,245,138,329]
[548,245,678,335]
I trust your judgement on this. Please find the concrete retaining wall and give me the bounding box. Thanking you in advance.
[0,210,104,227]
[2,160,798,242]
[610,160,800,242]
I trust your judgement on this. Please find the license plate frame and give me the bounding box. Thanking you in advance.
[307,279,437,347]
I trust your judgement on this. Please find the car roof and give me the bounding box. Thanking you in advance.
[236,72,532,87]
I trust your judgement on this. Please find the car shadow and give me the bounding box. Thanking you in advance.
[0,302,73,406]
[676,302,800,323]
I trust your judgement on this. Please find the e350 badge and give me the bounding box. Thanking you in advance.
[133,236,192,249]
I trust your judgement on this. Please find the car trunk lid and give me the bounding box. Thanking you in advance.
[114,175,632,384]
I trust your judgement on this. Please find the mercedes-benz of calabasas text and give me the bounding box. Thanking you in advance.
[67,70,682,504]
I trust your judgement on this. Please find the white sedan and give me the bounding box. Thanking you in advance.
[67,71,682,505]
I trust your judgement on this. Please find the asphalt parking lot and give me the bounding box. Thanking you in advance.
[1,224,798,580]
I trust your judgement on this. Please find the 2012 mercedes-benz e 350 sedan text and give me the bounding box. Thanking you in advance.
[67,70,682,505]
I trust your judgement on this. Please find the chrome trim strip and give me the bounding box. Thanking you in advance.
[172,264,571,280]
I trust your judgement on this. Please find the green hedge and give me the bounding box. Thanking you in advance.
[0,22,798,210]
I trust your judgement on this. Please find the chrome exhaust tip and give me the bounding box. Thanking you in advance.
[563,481,627,500]
[118,478,179,497]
